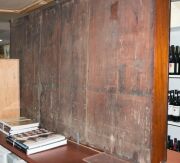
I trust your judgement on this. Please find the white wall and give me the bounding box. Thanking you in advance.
[171,2,180,28]
[169,77,180,90]
[170,28,180,45]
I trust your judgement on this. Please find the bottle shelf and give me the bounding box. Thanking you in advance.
[168,121,180,127]
[169,75,180,78]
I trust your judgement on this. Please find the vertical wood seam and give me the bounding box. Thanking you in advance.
[85,0,90,141]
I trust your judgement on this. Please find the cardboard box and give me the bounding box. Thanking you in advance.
[0,59,20,119]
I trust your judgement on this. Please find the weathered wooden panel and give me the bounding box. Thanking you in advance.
[39,5,60,130]
[10,18,25,60]
[58,0,89,140]
[87,0,154,162]
[87,0,118,92]
[21,12,41,122]
[0,59,20,119]
[11,12,41,122]
[10,0,158,162]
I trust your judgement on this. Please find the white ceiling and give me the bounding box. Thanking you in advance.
[0,0,53,13]
[0,0,37,10]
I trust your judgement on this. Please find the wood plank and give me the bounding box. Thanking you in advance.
[0,59,20,119]
[167,150,180,163]
[151,0,170,162]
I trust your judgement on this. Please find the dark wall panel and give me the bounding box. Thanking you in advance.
[11,0,155,162]
[11,12,41,122]
[10,19,24,60]
[58,0,89,140]
[86,0,154,161]
[39,5,60,130]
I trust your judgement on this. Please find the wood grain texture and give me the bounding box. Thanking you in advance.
[58,0,89,140]
[151,0,170,163]
[167,150,180,163]
[11,12,41,122]
[22,11,41,122]
[83,153,130,163]
[0,59,20,119]
[39,5,60,131]
[87,0,154,162]
[10,0,166,162]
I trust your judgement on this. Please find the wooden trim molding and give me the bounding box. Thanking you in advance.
[151,0,170,163]
[0,0,53,14]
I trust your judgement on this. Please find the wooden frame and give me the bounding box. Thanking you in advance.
[151,0,170,162]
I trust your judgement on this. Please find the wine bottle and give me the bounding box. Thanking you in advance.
[169,45,175,75]
[177,90,180,122]
[178,140,180,152]
[168,90,174,121]
[178,46,180,75]
[170,139,174,150]
[175,46,179,74]
[172,90,180,122]
[167,135,171,149]
[172,90,177,122]
[174,138,178,151]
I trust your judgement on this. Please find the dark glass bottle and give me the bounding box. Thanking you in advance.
[175,46,179,74]
[173,90,180,122]
[170,139,174,150]
[172,90,177,122]
[176,90,180,122]
[178,47,180,75]
[169,45,175,75]
[168,90,174,121]
[167,135,171,149]
[174,138,178,151]
[178,140,180,152]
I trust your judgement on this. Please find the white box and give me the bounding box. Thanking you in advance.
[7,153,26,163]
[0,145,11,163]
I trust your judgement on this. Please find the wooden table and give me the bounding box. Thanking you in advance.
[0,133,99,163]
[167,150,180,163]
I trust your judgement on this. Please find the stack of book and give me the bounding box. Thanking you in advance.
[0,117,39,136]
[0,117,67,155]
[6,128,67,155]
